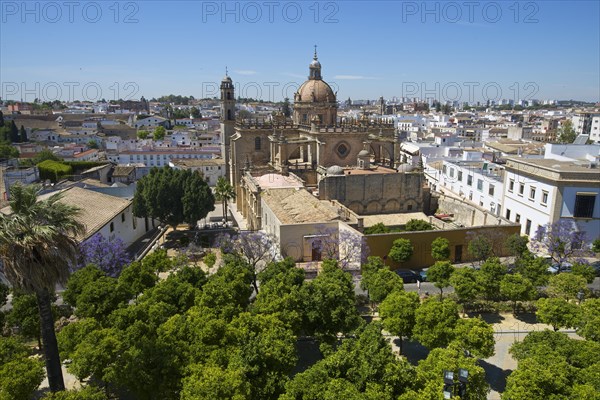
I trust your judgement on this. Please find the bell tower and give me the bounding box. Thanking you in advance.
[220,68,235,181]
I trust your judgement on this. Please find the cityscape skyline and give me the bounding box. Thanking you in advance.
[1,1,599,103]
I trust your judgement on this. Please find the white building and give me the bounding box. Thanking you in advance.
[169,158,226,186]
[591,115,600,144]
[260,187,362,269]
[2,166,40,200]
[133,116,169,129]
[502,158,600,240]
[1,186,153,248]
[438,159,505,216]
[544,143,600,163]
[109,147,220,167]
[572,113,600,143]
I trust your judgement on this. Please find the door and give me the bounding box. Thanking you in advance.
[312,240,322,261]
[454,245,463,263]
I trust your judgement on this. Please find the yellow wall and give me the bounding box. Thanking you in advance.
[366,224,521,269]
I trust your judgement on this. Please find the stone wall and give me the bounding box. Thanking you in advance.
[437,194,509,227]
[318,171,426,215]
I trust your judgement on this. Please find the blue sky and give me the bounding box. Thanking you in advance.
[1,1,599,103]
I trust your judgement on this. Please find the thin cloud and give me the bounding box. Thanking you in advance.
[334,75,378,80]
[234,70,257,76]
[282,72,305,79]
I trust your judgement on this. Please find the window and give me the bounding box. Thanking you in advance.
[519,183,525,195]
[509,179,514,192]
[525,219,532,235]
[458,171,463,181]
[442,165,447,175]
[477,179,483,191]
[121,213,125,222]
[574,194,596,218]
[449,168,455,178]
[489,185,495,196]
[506,209,511,220]
[542,191,549,205]
[336,143,349,158]
[529,187,536,200]
[467,175,473,186]
[515,214,521,223]
[255,136,261,150]
[110,222,114,232]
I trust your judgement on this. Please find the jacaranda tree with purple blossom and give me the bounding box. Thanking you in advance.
[78,233,131,277]
[216,231,278,293]
[531,220,591,271]
[313,224,369,270]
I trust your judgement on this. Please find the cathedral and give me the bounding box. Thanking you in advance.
[221,50,427,230]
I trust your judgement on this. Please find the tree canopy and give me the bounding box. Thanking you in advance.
[413,298,460,349]
[427,261,454,298]
[388,238,413,264]
[431,237,450,261]
[0,337,45,400]
[506,330,600,399]
[133,167,215,228]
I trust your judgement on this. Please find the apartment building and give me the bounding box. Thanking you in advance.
[503,158,600,239]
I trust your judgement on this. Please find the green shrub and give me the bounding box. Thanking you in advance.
[404,219,434,231]
[37,160,72,182]
[203,252,216,269]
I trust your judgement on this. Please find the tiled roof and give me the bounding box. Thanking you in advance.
[255,174,303,189]
[113,166,136,176]
[262,188,339,224]
[170,158,226,167]
[46,187,131,240]
[1,187,131,241]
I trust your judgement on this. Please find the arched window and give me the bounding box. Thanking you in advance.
[227,109,232,120]
[227,92,231,100]
[255,136,261,150]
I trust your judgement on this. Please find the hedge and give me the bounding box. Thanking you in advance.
[38,160,72,182]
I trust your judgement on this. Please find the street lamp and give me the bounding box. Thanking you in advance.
[443,369,469,398]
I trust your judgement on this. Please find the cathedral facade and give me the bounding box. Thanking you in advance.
[221,51,427,230]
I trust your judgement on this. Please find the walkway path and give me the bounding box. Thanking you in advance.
[227,201,247,230]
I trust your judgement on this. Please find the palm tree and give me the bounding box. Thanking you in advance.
[0,183,84,393]
[214,176,236,224]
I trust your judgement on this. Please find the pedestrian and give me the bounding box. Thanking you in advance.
[417,279,421,294]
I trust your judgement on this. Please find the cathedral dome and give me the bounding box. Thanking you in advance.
[297,79,336,103]
[326,165,344,176]
[358,149,369,157]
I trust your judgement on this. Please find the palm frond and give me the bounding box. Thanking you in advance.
[0,184,83,292]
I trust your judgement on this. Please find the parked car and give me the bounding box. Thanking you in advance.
[418,269,428,282]
[547,262,573,274]
[395,269,421,283]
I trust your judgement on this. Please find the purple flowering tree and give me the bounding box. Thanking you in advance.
[78,233,132,277]
[313,224,369,270]
[531,220,591,270]
[215,231,278,293]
